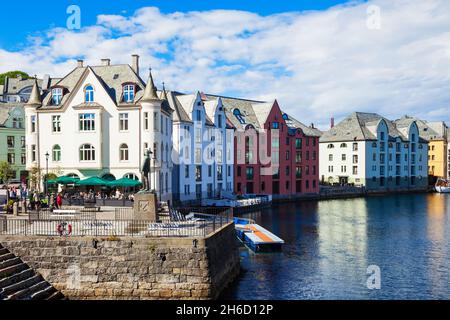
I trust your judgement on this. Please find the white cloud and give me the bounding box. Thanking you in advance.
[1,0,450,128]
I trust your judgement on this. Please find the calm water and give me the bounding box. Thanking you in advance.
[221,193,450,300]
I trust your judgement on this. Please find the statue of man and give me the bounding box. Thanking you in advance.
[141,153,151,191]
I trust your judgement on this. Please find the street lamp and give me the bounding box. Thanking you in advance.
[45,152,49,203]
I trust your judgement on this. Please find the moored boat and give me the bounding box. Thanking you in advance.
[435,178,450,193]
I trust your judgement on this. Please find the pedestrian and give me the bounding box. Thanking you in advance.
[56,193,63,209]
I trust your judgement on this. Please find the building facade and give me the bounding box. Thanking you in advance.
[0,102,27,184]
[320,112,428,191]
[168,91,233,203]
[217,97,320,197]
[395,116,448,181]
[24,56,173,201]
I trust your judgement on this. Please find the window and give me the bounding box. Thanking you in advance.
[52,115,61,132]
[296,152,302,163]
[196,110,202,122]
[233,109,245,124]
[31,116,36,133]
[286,151,290,160]
[21,136,25,148]
[120,144,129,161]
[296,138,302,149]
[52,88,63,105]
[329,154,333,161]
[7,136,14,148]
[79,144,95,161]
[123,84,135,102]
[195,165,202,181]
[296,167,302,178]
[217,165,223,180]
[7,153,15,164]
[340,143,347,148]
[352,143,358,151]
[218,115,222,128]
[353,166,358,175]
[12,117,23,129]
[342,154,346,161]
[153,112,159,131]
[272,137,279,148]
[119,113,129,131]
[195,128,202,143]
[52,145,61,162]
[31,145,36,162]
[144,112,149,130]
[353,155,358,164]
[79,113,95,131]
[85,85,94,103]
[327,144,334,149]
[185,165,189,178]
[286,166,290,176]
[21,153,26,165]
[272,122,279,129]
[195,148,202,164]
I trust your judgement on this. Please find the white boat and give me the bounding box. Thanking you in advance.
[435,178,450,193]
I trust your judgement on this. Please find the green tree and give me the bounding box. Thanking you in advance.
[0,161,13,184]
[0,71,30,85]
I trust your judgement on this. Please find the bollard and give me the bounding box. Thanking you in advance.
[13,202,18,216]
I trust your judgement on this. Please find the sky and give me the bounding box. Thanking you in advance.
[0,0,449,128]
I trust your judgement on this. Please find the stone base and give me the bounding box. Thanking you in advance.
[133,192,158,222]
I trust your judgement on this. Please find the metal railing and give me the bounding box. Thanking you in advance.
[0,216,230,238]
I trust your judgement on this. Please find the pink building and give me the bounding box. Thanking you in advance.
[215,97,321,197]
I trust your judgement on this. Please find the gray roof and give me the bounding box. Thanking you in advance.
[39,64,147,108]
[320,112,426,143]
[394,116,447,141]
[284,114,322,137]
[0,102,24,126]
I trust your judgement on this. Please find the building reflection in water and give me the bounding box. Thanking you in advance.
[317,198,368,297]
[426,194,449,298]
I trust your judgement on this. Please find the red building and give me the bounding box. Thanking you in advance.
[218,97,321,197]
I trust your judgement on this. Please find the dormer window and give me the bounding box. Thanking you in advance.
[85,85,94,103]
[51,88,63,105]
[233,109,245,124]
[123,84,135,103]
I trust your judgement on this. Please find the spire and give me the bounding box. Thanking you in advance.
[141,68,160,102]
[162,81,168,101]
[27,76,42,107]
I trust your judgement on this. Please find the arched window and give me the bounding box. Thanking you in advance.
[120,144,129,161]
[282,113,289,121]
[340,143,347,148]
[233,109,245,124]
[51,88,63,106]
[79,144,95,161]
[52,145,61,162]
[102,173,116,181]
[85,85,94,103]
[123,84,135,103]
[327,144,334,149]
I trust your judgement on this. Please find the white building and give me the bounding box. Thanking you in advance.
[167,91,234,203]
[24,55,173,202]
[319,112,428,191]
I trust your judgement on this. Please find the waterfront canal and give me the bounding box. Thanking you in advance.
[221,193,450,299]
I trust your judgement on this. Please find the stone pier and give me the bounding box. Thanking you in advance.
[0,223,239,300]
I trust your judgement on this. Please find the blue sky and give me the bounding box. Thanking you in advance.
[1,0,449,127]
[1,0,349,50]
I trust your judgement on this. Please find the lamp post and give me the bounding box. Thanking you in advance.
[45,152,49,204]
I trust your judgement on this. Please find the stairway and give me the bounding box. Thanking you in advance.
[158,201,170,222]
[0,244,65,300]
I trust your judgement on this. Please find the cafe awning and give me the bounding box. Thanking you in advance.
[107,178,142,188]
[76,177,109,186]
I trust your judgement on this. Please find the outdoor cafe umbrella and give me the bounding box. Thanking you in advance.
[76,177,109,186]
[107,178,142,188]
[55,176,80,185]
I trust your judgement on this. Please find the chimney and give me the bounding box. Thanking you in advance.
[331,117,335,128]
[310,123,315,129]
[77,59,84,68]
[101,58,111,66]
[132,54,140,75]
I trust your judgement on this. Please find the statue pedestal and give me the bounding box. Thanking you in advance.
[133,192,158,222]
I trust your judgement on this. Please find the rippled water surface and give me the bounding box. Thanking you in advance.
[221,193,450,300]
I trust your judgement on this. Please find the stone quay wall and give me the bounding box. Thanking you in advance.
[0,223,240,300]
